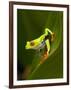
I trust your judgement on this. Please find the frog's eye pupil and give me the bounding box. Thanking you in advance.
[30,41,35,46]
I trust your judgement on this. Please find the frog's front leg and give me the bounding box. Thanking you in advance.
[45,39,50,53]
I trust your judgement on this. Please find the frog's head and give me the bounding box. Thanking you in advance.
[25,41,35,49]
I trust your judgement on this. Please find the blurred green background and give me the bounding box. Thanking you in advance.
[17,9,63,80]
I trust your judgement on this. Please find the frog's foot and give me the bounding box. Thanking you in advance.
[39,51,48,65]
[43,51,49,59]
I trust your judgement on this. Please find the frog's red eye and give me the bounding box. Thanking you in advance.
[30,41,35,46]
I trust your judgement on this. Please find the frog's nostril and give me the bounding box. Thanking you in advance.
[30,41,35,46]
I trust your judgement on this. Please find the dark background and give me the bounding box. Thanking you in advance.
[17,9,63,80]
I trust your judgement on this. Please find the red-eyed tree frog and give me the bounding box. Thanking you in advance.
[25,28,55,59]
